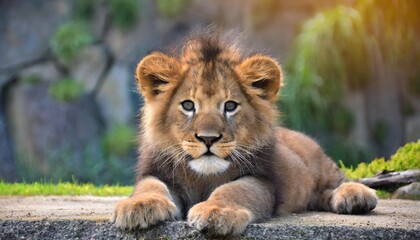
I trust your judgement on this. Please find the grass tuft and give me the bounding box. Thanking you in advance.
[340,140,420,180]
[0,181,132,196]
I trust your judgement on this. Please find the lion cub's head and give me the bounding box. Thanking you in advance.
[136,35,282,176]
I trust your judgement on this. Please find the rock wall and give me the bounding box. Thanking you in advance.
[0,0,418,181]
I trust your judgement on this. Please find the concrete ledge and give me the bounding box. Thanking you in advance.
[2,219,420,240]
[1,197,419,239]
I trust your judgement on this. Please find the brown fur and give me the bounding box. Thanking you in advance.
[112,32,377,235]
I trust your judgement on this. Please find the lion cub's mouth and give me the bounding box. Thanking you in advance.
[188,154,230,176]
[203,150,214,156]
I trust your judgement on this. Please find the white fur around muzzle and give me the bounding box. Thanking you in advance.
[188,156,230,175]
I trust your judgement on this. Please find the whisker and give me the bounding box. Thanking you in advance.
[229,148,256,175]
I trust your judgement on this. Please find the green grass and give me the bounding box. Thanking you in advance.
[0,181,132,196]
[340,140,420,180]
[0,182,394,199]
[5,141,417,197]
[376,189,391,199]
[340,140,420,199]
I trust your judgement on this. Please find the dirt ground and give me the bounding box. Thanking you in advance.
[0,196,419,230]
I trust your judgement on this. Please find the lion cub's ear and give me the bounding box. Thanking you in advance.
[236,55,282,103]
[136,52,181,101]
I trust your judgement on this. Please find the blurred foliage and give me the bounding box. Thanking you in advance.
[372,120,389,145]
[35,0,140,186]
[402,99,415,117]
[22,74,41,85]
[49,78,85,102]
[102,124,137,157]
[73,0,99,20]
[14,124,137,185]
[157,0,190,18]
[375,189,391,199]
[250,0,280,30]
[279,0,420,165]
[323,138,372,168]
[358,0,420,96]
[292,6,368,91]
[0,181,132,196]
[73,0,140,30]
[14,143,136,185]
[340,140,420,180]
[408,74,420,97]
[359,0,420,65]
[109,0,140,29]
[279,6,367,166]
[50,21,93,62]
[279,73,369,166]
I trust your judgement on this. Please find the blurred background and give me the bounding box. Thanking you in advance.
[0,0,419,185]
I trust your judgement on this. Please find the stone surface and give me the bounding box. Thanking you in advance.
[18,61,62,83]
[409,96,420,114]
[0,196,120,221]
[0,104,16,181]
[344,91,371,148]
[96,63,134,128]
[88,1,109,40]
[0,197,419,239]
[69,45,109,93]
[393,182,420,200]
[0,73,17,181]
[1,220,419,240]
[365,62,404,158]
[5,82,104,175]
[105,0,163,64]
[0,73,13,90]
[0,0,72,71]
[405,115,420,143]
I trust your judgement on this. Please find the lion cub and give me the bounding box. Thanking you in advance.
[112,33,377,235]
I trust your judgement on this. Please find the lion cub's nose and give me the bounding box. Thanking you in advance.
[195,134,222,148]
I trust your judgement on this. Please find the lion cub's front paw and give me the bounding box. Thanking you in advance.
[112,194,179,230]
[187,201,252,236]
[331,182,378,214]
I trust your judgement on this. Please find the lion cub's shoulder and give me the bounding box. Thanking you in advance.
[275,127,326,163]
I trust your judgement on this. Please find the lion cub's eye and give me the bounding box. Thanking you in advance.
[224,101,239,112]
[181,100,195,112]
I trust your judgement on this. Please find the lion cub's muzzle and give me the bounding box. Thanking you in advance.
[188,132,231,175]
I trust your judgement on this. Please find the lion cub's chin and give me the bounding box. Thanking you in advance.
[188,155,230,176]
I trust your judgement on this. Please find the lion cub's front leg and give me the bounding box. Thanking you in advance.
[112,177,180,230]
[188,177,274,236]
